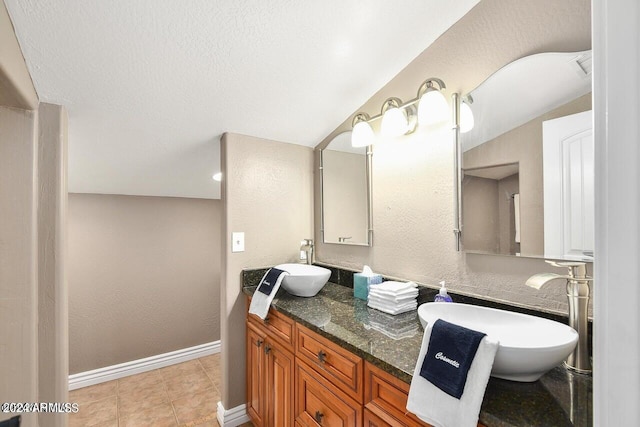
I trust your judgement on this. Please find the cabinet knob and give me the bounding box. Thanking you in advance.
[317,350,327,363]
[256,339,263,348]
[264,344,271,355]
[314,410,324,424]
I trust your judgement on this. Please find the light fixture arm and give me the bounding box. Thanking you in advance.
[351,112,371,127]
[417,77,446,98]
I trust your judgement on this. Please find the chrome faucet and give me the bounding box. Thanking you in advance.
[300,239,314,265]
[526,260,592,374]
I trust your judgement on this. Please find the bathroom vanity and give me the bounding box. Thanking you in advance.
[243,269,592,427]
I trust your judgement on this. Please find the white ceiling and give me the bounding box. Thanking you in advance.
[6,0,479,199]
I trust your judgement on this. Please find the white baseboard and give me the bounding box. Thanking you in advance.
[69,340,220,390]
[217,401,250,427]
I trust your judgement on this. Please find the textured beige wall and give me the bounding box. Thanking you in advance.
[0,1,38,109]
[322,150,368,244]
[37,103,69,427]
[0,105,38,427]
[68,194,221,373]
[220,133,313,408]
[464,94,592,256]
[315,0,592,315]
[462,176,499,253]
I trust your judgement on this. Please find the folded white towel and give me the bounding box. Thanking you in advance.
[370,283,418,294]
[373,280,417,293]
[367,298,417,311]
[248,268,288,320]
[406,322,498,427]
[368,293,418,304]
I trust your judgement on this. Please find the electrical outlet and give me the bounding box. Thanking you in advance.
[232,232,245,252]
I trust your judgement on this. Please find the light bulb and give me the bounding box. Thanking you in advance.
[381,107,408,137]
[418,89,449,126]
[460,102,474,133]
[351,120,375,147]
[212,172,222,182]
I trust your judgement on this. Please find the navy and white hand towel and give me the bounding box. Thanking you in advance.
[248,267,288,320]
[420,319,487,399]
[407,318,498,427]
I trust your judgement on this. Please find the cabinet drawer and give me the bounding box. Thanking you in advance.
[296,323,364,403]
[364,408,393,427]
[364,362,430,427]
[248,297,295,352]
[295,359,362,427]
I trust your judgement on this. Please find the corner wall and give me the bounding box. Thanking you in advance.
[0,105,39,427]
[37,102,69,427]
[220,133,313,409]
[67,194,221,374]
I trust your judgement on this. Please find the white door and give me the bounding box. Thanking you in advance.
[543,110,594,261]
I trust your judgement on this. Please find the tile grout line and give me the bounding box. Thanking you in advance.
[159,368,181,426]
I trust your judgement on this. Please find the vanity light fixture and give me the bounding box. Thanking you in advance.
[350,77,448,147]
[417,78,448,125]
[460,95,475,133]
[380,97,415,137]
[351,113,376,147]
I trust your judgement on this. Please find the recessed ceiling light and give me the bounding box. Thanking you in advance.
[212,172,222,182]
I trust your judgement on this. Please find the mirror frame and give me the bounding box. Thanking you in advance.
[319,141,373,246]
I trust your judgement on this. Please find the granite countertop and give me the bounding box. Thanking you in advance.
[243,273,592,427]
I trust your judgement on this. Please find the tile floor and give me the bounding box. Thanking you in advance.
[68,353,252,427]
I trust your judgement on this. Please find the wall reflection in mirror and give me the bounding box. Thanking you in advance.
[461,51,593,261]
[320,131,372,246]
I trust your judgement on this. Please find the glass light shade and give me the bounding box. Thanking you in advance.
[380,107,408,137]
[460,102,475,133]
[418,89,449,125]
[351,120,375,147]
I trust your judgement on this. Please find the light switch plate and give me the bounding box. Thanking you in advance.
[232,232,245,252]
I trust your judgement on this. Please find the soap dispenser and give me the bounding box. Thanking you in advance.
[434,281,453,302]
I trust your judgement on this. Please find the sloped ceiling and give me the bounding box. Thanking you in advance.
[5,0,479,198]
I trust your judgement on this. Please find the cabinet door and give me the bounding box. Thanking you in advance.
[295,359,362,427]
[247,322,268,427]
[267,340,295,427]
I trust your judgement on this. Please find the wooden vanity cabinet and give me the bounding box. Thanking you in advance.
[246,309,296,427]
[246,301,485,427]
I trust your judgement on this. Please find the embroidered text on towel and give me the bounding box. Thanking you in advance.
[435,352,460,368]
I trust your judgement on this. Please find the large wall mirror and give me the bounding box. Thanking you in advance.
[461,50,593,261]
[320,131,372,246]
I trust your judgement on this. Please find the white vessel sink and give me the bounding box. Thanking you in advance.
[275,263,331,297]
[418,302,578,382]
